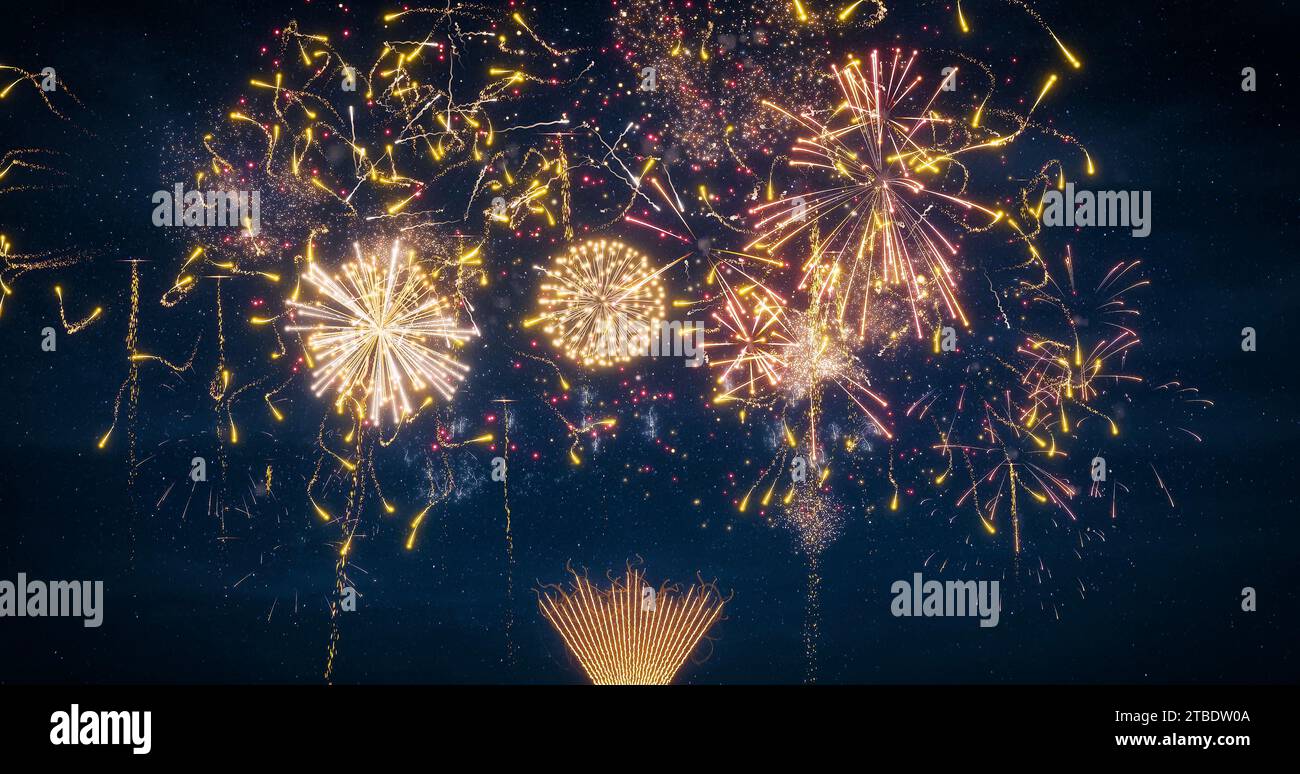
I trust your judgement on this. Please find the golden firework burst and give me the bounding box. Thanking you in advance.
[538,567,726,685]
[287,238,477,426]
[526,239,671,368]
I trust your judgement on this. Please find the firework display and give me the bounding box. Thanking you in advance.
[5,0,1286,710]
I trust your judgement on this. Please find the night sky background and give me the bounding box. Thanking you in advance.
[0,0,1296,684]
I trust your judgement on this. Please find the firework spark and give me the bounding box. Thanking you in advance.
[712,292,892,457]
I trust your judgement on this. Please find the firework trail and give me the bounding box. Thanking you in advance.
[0,66,98,326]
[494,398,517,667]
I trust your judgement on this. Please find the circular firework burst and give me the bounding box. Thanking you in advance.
[287,238,478,426]
[528,238,671,369]
[709,273,892,444]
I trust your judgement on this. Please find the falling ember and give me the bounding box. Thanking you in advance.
[538,567,727,685]
[527,239,673,369]
[287,239,478,425]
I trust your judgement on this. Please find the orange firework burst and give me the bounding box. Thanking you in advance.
[706,266,793,404]
[538,567,726,685]
[749,50,1006,341]
[710,283,892,442]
